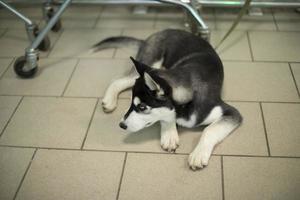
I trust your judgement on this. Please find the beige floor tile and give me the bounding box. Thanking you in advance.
[64,58,132,98]
[0,147,35,200]
[16,149,124,200]
[262,103,300,157]
[0,6,43,19]
[0,96,21,134]
[63,5,102,18]
[49,29,121,58]
[211,30,252,61]
[0,29,6,37]
[0,97,97,148]
[222,61,299,102]
[0,58,12,77]
[249,31,300,62]
[115,29,159,58]
[100,5,156,18]
[291,63,300,96]
[84,99,162,152]
[0,58,77,96]
[55,18,96,29]
[215,9,277,31]
[177,102,268,156]
[273,9,300,31]
[39,17,97,29]
[119,153,222,200]
[39,5,102,29]
[0,29,60,57]
[96,17,155,29]
[0,18,42,29]
[224,156,300,200]
[97,5,155,29]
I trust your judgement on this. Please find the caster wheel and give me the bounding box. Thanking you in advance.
[47,8,62,32]
[14,56,38,78]
[34,27,51,51]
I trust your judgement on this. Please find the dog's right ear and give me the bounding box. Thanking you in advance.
[130,57,150,76]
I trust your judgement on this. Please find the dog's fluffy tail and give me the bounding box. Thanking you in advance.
[92,36,144,52]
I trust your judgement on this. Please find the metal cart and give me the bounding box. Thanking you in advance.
[0,0,299,78]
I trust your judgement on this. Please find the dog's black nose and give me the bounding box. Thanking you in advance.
[119,122,127,130]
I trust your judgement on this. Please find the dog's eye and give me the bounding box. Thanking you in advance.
[137,103,147,111]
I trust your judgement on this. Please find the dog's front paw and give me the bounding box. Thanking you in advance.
[161,133,179,153]
[102,96,117,113]
[188,146,212,170]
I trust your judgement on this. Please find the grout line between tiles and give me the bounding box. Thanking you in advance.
[271,9,280,31]
[45,29,64,58]
[1,144,299,159]
[221,59,300,64]
[0,96,23,138]
[221,156,225,200]
[61,58,80,96]
[112,28,125,58]
[3,55,298,64]
[116,152,127,200]
[13,148,38,200]
[1,94,300,104]
[153,9,159,29]
[0,28,8,38]
[288,63,300,99]
[246,31,254,61]
[80,98,99,149]
[259,102,271,156]
[0,57,15,80]
[92,8,103,29]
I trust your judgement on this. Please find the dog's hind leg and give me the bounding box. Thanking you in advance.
[102,75,137,113]
[188,104,242,170]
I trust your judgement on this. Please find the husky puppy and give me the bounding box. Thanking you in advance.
[94,29,242,170]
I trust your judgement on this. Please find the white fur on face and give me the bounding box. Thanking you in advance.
[123,106,175,132]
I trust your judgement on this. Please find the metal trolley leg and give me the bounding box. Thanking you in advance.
[157,0,210,40]
[0,0,71,78]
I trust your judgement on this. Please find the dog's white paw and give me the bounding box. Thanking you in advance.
[161,132,179,153]
[102,96,117,113]
[188,145,212,170]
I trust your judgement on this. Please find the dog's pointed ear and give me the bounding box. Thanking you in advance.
[144,72,165,97]
[130,57,150,76]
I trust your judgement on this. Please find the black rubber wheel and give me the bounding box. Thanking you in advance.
[14,56,38,78]
[34,27,51,51]
[47,8,62,32]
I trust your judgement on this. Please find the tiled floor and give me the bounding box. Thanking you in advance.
[0,5,299,200]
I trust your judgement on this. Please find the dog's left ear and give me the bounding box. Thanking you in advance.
[144,72,165,97]
[130,57,150,76]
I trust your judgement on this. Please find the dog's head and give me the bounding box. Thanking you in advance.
[119,57,175,132]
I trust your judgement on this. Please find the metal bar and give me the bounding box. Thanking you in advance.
[0,0,33,25]
[3,0,300,7]
[159,0,208,29]
[29,0,72,50]
[197,0,300,8]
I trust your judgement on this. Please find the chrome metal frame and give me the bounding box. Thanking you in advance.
[0,0,299,76]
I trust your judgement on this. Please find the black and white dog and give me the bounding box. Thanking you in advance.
[94,29,242,170]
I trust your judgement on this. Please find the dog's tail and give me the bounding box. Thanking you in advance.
[92,36,144,52]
